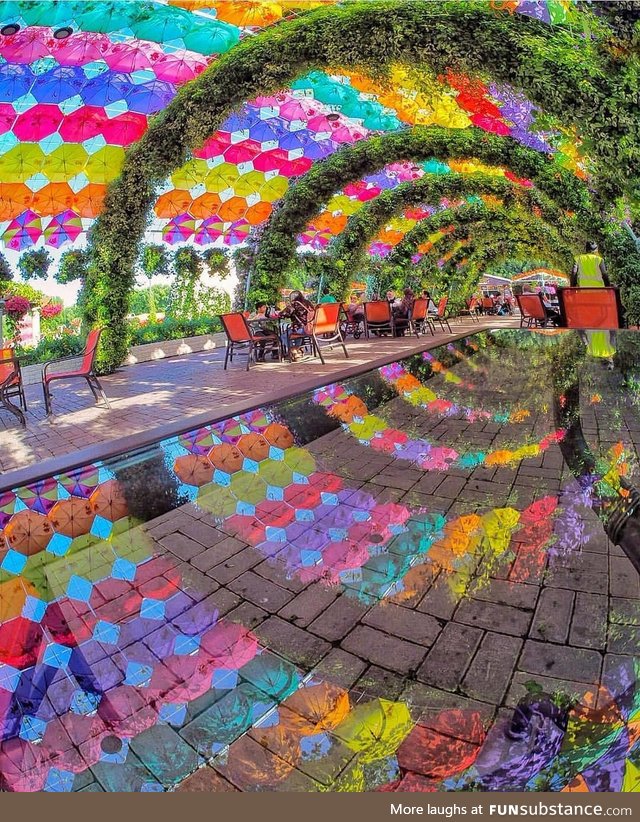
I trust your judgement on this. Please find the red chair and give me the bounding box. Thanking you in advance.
[42,327,110,415]
[557,287,624,329]
[459,296,480,323]
[0,348,26,426]
[363,301,394,338]
[432,296,452,333]
[408,298,435,337]
[516,294,550,328]
[481,296,496,315]
[220,312,281,370]
[307,303,349,364]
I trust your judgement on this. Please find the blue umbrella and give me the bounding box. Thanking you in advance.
[0,64,35,101]
[31,66,85,105]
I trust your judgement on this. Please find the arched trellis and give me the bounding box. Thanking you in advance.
[388,203,579,267]
[84,1,638,370]
[251,125,600,303]
[367,211,574,303]
[327,173,581,296]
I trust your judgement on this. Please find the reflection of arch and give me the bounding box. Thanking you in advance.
[387,202,574,275]
[86,2,636,369]
[329,173,579,294]
[513,267,570,282]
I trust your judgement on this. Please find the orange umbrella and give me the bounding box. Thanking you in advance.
[263,423,294,450]
[0,183,33,221]
[89,480,129,522]
[189,192,222,220]
[0,577,38,621]
[71,184,106,218]
[210,1,284,26]
[245,201,272,226]
[208,443,244,473]
[48,497,95,538]
[283,682,350,735]
[218,196,248,222]
[154,189,195,219]
[4,509,53,555]
[237,433,270,462]
[31,183,76,216]
[174,454,214,487]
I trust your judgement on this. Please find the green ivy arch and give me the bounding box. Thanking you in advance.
[327,173,581,296]
[85,0,638,370]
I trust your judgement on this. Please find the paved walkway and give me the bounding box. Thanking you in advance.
[0,316,515,476]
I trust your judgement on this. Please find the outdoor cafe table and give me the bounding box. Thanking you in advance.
[247,316,290,358]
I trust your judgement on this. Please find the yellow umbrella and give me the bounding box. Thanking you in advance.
[84,146,125,184]
[204,162,240,193]
[0,145,45,182]
[333,698,413,763]
[171,158,208,190]
[258,175,289,203]
[46,145,88,182]
[233,170,268,197]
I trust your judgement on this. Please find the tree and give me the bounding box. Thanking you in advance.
[168,247,204,320]
[18,249,52,281]
[0,252,12,282]
[202,248,230,280]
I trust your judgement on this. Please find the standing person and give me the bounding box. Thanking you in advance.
[571,240,616,365]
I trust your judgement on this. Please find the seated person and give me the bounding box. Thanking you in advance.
[393,288,414,336]
[281,290,315,360]
[249,301,280,360]
[346,294,365,323]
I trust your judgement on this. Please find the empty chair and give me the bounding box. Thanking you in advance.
[557,287,624,329]
[481,296,496,315]
[516,294,550,328]
[458,296,481,324]
[220,312,281,370]
[308,302,349,364]
[0,348,26,426]
[363,301,394,338]
[408,298,435,337]
[42,327,110,416]
[431,296,452,333]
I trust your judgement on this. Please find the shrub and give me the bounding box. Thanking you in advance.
[127,316,223,346]
[16,334,85,366]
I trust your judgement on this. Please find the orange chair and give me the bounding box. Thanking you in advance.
[220,312,281,370]
[459,296,481,323]
[363,301,394,338]
[557,287,624,329]
[0,348,26,426]
[408,298,435,337]
[307,303,348,364]
[481,296,496,315]
[516,294,550,328]
[43,327,110,415]
[432,296,452,333]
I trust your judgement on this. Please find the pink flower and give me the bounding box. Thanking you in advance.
[4,296,30,317]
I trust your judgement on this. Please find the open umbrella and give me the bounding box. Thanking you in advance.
[15,478,59,515]
[284,682,351,735]
[208,443,245,473]
[4,509,53,555]
[223,219,251,246]
[334,698,414,762]
[194,217,225,245]
[89,480,129,522]
[162,213,196,244]
[43,210,83,248]
[201,621,258,668]
[237,650,301,701]
[174,454,214,487]
[48,497,95,538]
[2,210,42,250]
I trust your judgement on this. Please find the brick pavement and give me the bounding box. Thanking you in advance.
[0,316,512,476]
[3,326,639,791]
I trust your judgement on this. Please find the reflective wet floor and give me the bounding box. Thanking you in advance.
[1,330,639,792]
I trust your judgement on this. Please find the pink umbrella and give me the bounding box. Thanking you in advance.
[153,52,209,84]
[194,217,225,245]
[224,139,262,164]
[278,99,308,121]
[223,219,251,246]
[2,210,42,250]
[44,210,83,248]
[162,213,196,244]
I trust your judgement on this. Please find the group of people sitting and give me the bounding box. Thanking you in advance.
[343,288,438,336]
[248,290,315,362]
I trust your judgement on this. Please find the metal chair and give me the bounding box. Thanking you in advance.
[42,327,110,416]
[0,348,26,426]
[408,298,435,337]
[516,294,550,328]
[308,303,348,364]
[458,297,481,324]
[363,301,394,338]
[557,287,624,329]
[220,312,281,370]
[431,296,452,333]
